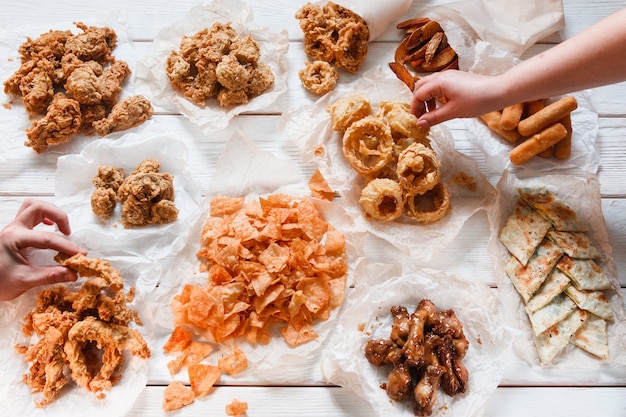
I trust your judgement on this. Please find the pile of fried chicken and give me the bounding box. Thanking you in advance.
[4,22,153,153]
[91,158,178,228]
[364,300,469,416]
[16,253,150,407]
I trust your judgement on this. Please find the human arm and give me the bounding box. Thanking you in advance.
[0,199,86,301]
[411,8,626,127]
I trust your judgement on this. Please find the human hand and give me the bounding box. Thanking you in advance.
[410,70,506,127]
[0,199,86,301]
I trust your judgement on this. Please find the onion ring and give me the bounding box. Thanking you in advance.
[405,182,451,224]
[359,178,405,221]
[396,143,441,194]
[299,60,339,95]
[335,21,369,74]
[343,116,393,176]
[327,94,371,133]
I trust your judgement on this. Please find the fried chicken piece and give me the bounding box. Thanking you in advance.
[64,64,102,105]
[92,95,153,136]
[385,362,412,401]
[93,165,126,190]
[25,93,82,153]
[97,59,131,106]
[215,55,250,91]
[217,88,248,107]
[230,35,261,64]
[64,22,118,64]
[80,103,108,135]
[246,62,274,96]
[18,29,72,63]
[19,65,55,114]
[414,334,446,417]
[91,165,126,218]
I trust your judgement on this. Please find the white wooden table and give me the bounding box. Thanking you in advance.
[1,0,625,416]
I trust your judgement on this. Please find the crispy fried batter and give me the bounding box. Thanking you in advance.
[299,60,339,95]
[166,22,274,107]
[25,93,82,153]
[4,23,151,151]
[93,95,153,136]
[296,2,369,74]
[17,254,149,407]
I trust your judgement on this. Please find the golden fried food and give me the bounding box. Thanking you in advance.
[396,143,441,194]
[90,159,178,228]
[4,23,152,151]
[17,253,149,407]
[93,95,153,136]
[25,93,82,153]
[172,194,347,347]
[166,22,274,107]
[405,182,451,224]
[326,94,371,134]
[359,178,404,222]
[226,399,249,416]
[480,96,577,164]
[365,300,469,416]
[328,95,451,224]
[342,116,393,176]
[295,2,369,74]
[298,60,339,95]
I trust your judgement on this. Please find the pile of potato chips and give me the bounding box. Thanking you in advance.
[170,193,348,347]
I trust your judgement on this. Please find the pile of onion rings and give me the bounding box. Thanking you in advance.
[295,2,369,94]
[327,95,451,223]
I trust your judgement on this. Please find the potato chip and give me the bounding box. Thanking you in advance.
[308,169,335,200]
[176,194,348,350]
[163,325,193,354]
[218,347,248,375]
[225,398,249,416]
[188,364,221,398]
[162,381,195,411]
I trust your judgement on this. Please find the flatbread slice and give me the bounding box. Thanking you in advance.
[564,285,614,321]
[546,230,601,259]
[556,256,613,291]
[500,199,553,265]
[504,239,564,303]
[570,314,609,360]
[534,308,587,366]
[526,293,577,336]
[518,188,587,232]
[526,269,571,313]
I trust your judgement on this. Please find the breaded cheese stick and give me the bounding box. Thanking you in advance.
[517,96,577,136]
[480,111,521,144]
[510,123,568,165]
[554,113,573,159]
[500,103,524,131]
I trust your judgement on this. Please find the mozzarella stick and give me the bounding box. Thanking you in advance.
[500,103,524,131]
[510,123,568,165]
[554,113,572,159]
[525,99,546,116]
[480,111,521,144]
[517,96,577,136]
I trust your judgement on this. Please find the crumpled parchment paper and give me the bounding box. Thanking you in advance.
[144,132,369,384]
[55,123,203,281]
[417,0,564,61]
[487,170,626,382]
[321,262,512,417]
[280,67,496,263]
[134,0,289,133]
